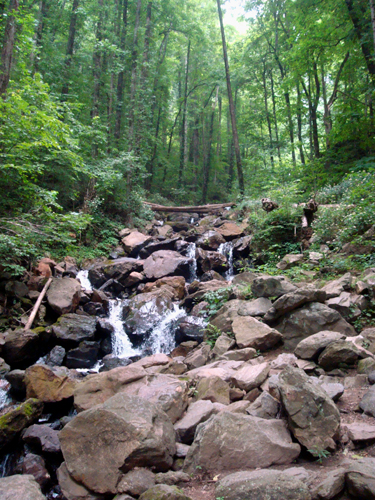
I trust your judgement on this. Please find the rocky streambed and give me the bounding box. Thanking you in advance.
[0,211,375,499]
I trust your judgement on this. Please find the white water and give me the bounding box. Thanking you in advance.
[186,243,198,283]
[0,381,12,412]
[218,241,234,280]
[77,270,93,292]
[108,299,140,358]
[144,304,186,354]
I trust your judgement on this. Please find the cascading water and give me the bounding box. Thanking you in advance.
[76,270,93,292]
[143,304,186,355]
[186,243,198,283]
[218,241,234,281]
[0,380,12,412]
[108,299,140,358]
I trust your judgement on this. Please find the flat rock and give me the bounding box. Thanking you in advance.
[311,468,345,500]
[342,422,375,444]
[232,316,283,350]
[230,361,270,392]
[143,250,191,280]
[0,475,47,500]
[237,297,272,317]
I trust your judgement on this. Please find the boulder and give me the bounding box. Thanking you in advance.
[276,254,304,270]
[346,458,375,499]
[143,250,191,280]
[264,287,326,322]
[237,297,272,317]
[294,331,346,360]
[247,391,280,419]
[216,222,245,240]
[25,364,79,403]
[52,314,97,347]
[174,400,220,444]
[183,412,300,473]
[277,366,340,451]
[22,453,50,488]
[45,345,66,366]
[117,468,156,497]
[270,353,298,370]
[89,258,144,288]
[60,394,176,494]
[212,334,236,357]
[359,386,375,417]
[182,280,229,308]
[122,231,151,256]
[0,357,10,376]
[142,276,186,300]
[5,369,25,394]
[184,343,211,370]
[274,302,356,350]
[230,362,270,392]
[326,291,363,320]
[154,470,190,486]
[196,230,226,250]
[342,422,375,445]
[318,340,362,370]
[196,375,230,405]
[0,475,47,500]
[46,278,81,315]
[215,469,311,500]
[140,238,182,259]
[0,399,43,451]
[23,424,61,453]
[232,316,283,350]
[175,317,205,345]
[232,272,258,287]
[65,341,100,369]
[57,462,106,500]
[196,248,228,274]
[2,328,42,368]
[251,275,297,298]
[232,235,253,257]
[358,357,375,374]
[321,273,352,299]
[219,347,257,362]
[139,485,192,500]
[310,468,345,500]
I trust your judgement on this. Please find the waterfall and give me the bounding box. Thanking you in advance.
[0,380,12,412]
[108,299,140,358]
[76,270,93,292]
[218,241,234,280]
[186,243,198,283]
[143,304,186,355]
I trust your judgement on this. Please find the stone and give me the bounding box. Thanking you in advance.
[196,376,230,405]
[176,443,190,458]
[52,314,97,347]
[25,364,78,403]
[359,386,375,417]
[264,287,327,322]
[23,424,61,453]
[5,369,25,394]
[184,343,211,370]
[317,381,344,402]
[216,221,245,240]
[2,329,42,368]
[174,400,221,444]
[117,468,155,496]
[46,277,81,315]
[276,254,304,270]
[196,230,226,250]
[220,400,250,413]
[212,334,236,357]
[45,345,66,366]
[277,366,340,451]
[358,357,375,374]
[0,357,10,376]
[22,453,50,488]
[251,275,297,298]
[275,302,356,351]
[294,331,346,360]
[185,359,244,383]
[230,362,270,392]
[0,399,44,451]
[57,462,105,500]
[270,353,298,370]
[182,280,229,308]
[65,341,100,369]
[0,475,47,500]
[237,297,272,317]
[196,248,228,273]
[122,271,144,288]
[183,412,300,473]
[122,231,151,256]
[233,235,253,257]
[232,316,283,350]
[219,347,257,362]
[139,485,192,500]
[346,458,375,499]
[342,422,375,444]
[89,258,143,288]
[247,391,280,419]
[5,280,29,298]
[318,340,361,370]
[321,273,352,299]
[209,299,244,332]
[142,276,186,300]
[326,292,362,320]
[232,272,258,286]
[143,250,191,280]
[155,471,190,486]
[215,469,311,500]
[175,317,205,345]
[311,468,345,500]
[60,394,176,495]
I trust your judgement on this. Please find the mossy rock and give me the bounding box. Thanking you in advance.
[139,484,192,500]
[0,398,43,450]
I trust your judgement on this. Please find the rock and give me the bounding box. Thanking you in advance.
[346,458,375,499]
[277,366,340,451]
[89,258,143,288]
[143,250,191,280]
[342,423,375,445]
[184,343,211,370]
[358,357,375,374]
[276,254,304,270]
[174,400,221,444]
[210,299,244,332]
[326,292,362,320]
[23,424,61,453]
[359,386,375,416]
[232,272,258,286]
[270,353,298,370]
[215,469,311,500]
[200,270,226,282]
[0,475,47,500]
[369,371,375,384]
[122,231,151,256]
[233,235,253,257]
[175,317,205,345]
[57,462,105,500]
[311,468,345,500]
[251,275,297,298]
[139,485,192,500]
[46,278,81,315]
[294,331,346,360]
[25,365,78,403]
[185,359,244,383]
[232,316,283,350]
[65,341,100,369]
[0,399,43,450]
[196,248,228,273]
[122,271,144,288]
[219,347,257,362]
[117,468,155,497]
[317,380,344,402]
[0,357,10,376]
[184,412,300,473]
[5,369,25,394]
[196,230,226,250]
[321,273,352,299]
[264,287,327,322]
[154,471,190,486]
[237,297,272,317]
[196,376,230,405]
[22,453,50,488]
[52,314,97,347]
[212,334,236,357]
[275,302,356,351]
[140,238,182,259]
[216,222,245,240]
[182,280,229,308]
[230,362,270,392]
[142,276,186,300]
[318,340,361,370]
[60,394,176,494]
[247,391,280,419]
[5,280,29,298]
[45,346,66,367]
[2,329,42,368]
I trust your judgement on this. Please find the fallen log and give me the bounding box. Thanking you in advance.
[144,202,235,213]
[24,277,52,331]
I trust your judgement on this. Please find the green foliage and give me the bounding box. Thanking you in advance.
[203,287,232,318]
[308,448,331,464]
[205,324,224,348]
[353,300,375,332]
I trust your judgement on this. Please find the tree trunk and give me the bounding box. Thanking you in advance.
[296,82,305,164]
[32,0,50,73]
[284,91,296,166]
[217,0,244,196]
[202,86,219,203]
[114,0,128,146]
[145,105,161,191]
[0,0,20,97]
[270,69,281,165]
[91,0,104,121]
[178,40,191,184]
[262,62,274,170]
[128,0,142,150]
[61,0,80,100]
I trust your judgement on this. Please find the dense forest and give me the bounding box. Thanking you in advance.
[0,0,374,274]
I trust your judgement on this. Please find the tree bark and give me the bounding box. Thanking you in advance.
[270,69,281,165]
[91,0,104,121]
[61,0,80,100]
[296,82,305,164]
[262,62,274,170]
[202,86,219,203]
[128,0,142,150]
[114,0,128,146]
[0,0,20,97]
[32,0,50,73]
[178,40,191,184]
[217,0,244,196]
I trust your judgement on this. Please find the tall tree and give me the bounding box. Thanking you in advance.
[0,0,20,96]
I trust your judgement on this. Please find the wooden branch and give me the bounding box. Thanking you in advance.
[144,202,235,213]
[24,277,52,331]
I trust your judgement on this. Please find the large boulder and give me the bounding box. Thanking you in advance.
[0,399,43,451]
[318,340,362,370]
[2,328,43,368]
[174,400,221,444]
[0,475,47,500]
[321,272,352,299]
[183,412,300,473]
[251,275,297,298]
[46,278,81,315]
[264,287,326,322]
[89,258,144,288]
[274,302,356,350]
[60,393,176,495]
[52,314,97,347]
[216,222,245,240]
[143,250,192,280]
[277,366,340,451]
[25,364,79,403]
[294,331,346,360]
[121,231,151,256]
[57,462,105,500]
[139,237,180,259]
[346,458,375,499]
[196,248,228,274]
[142,276,186,300]
[232,316,283,350]
[215,469,311,500]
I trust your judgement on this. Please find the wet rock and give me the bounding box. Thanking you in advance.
[60,394,176,495]
[117,468,155,497]
[251,275,297,298]
[277,366,340,451]
[346,458,375,499]
[139,484,192,500]
[0,474,47,500]
[232,316,283,350]
[45,346,66,367]
[231,362,270,392]
[65,341,100,369]
[23,423,61,453]
[0,399,44,451]
[52,314,97,347]
[275,302,356,351]
[22,453,50,488]
[264,287,326,322]
[100,355,132,372]
[196,375,230,405]
[183,412,300,473]
[122,231,152,256]
[237,298,272,317]
[175,317,205,345]
[46,277,81,315]
[174,400,221,444]
[196,248,228,273]
[294,331,346,360]
[321,272,352,299]
[57,462,105,500]
[143,250,191,280]
[215,469,311,500]
[196,230,226,250]
[318,340,361,370]
[142,276,186,300]
[25,365,78,403]
[2,328,42,368]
